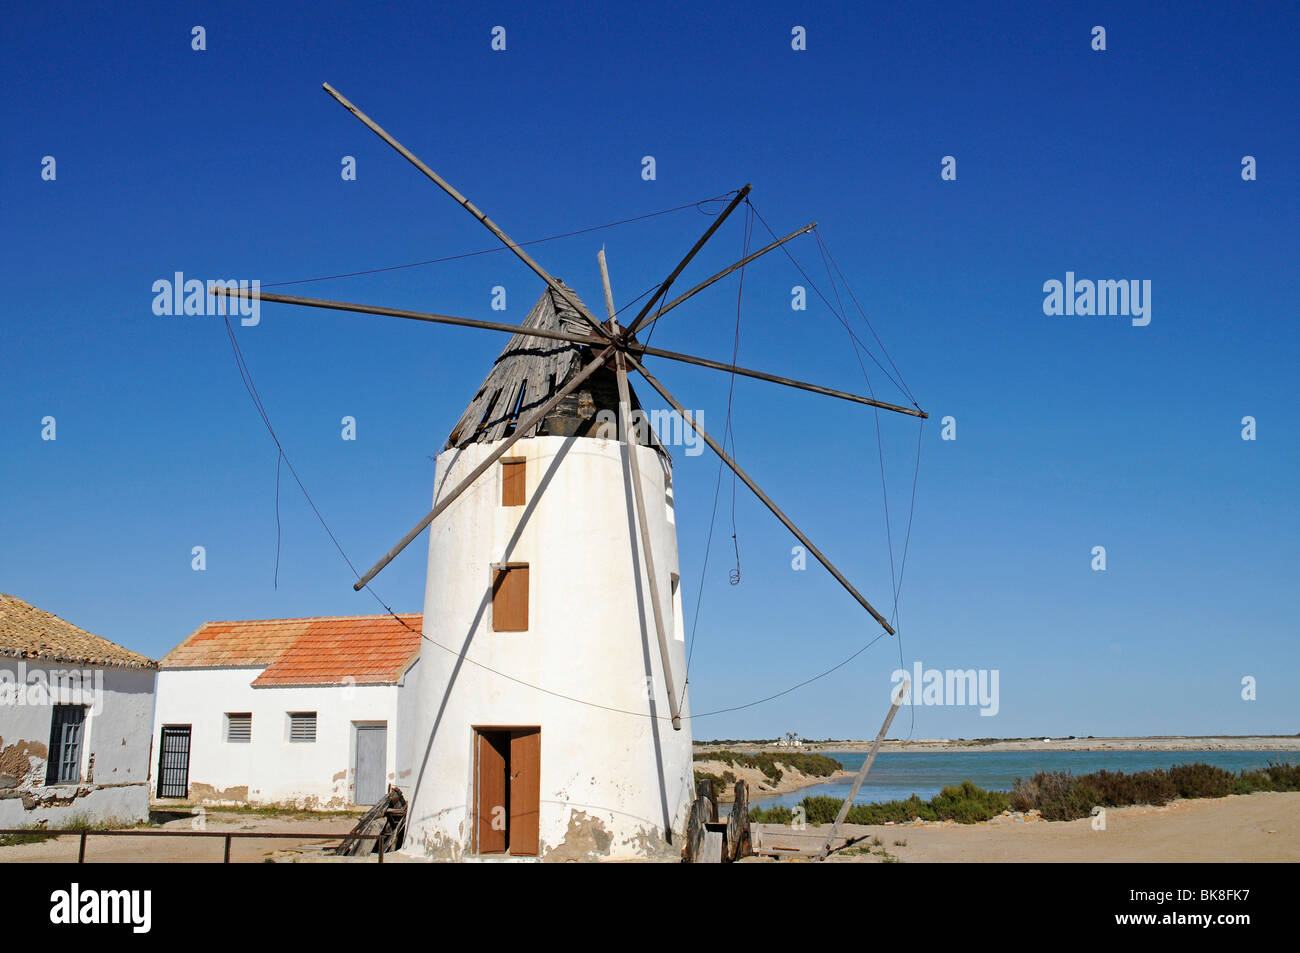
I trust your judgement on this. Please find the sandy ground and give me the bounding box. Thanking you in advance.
[746,792,1300,863]
[0,808,362,863]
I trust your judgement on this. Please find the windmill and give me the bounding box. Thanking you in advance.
[216,84,927,860]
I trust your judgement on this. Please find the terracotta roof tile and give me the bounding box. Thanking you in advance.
[160,613,422,687]
[0,594,158,670]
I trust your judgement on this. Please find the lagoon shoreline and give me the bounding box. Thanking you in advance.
[699,735,1300,756]
[695,737,1300,804]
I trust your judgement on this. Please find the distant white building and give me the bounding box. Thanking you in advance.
[153,613,421,809]
[0,594,158,828]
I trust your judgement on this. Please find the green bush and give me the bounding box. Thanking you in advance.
[1010,760,1300,820]
[1009,771,1104,821]
[1235,759,1300,793]
[751,783,1006,827]
[929,781,1010,823]
[692,770,737,797]
[1080,769,1177,808]
[753,759,1300,828]
[1166,763,1235,799]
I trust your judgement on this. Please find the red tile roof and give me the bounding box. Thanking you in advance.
[160,614,422,687]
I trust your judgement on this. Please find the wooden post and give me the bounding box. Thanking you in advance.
[321,83,613,342]
[624,352,897,634]
[355,345,616,589]
[726,779,751,860]
[816,677,908,861]
[597,248,618,332]
[615,354,682,729]
[223,833,232,863]
[78,830,87,863]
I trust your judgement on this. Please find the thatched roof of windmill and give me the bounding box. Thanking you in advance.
[445,282,665,454]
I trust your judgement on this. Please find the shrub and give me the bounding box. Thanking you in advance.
[1009,771,1103,821]
[748,804,794,824]
[1166,763,1235,799]
[929,781,1010,823]
[1079,769,1177,807]
[752,783,1006,827]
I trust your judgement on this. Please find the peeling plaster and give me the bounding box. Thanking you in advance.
[0,738,47,786]
[188,782,250,804]
[542,811,613,862]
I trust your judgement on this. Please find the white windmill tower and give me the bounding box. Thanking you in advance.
[216,84,926,860]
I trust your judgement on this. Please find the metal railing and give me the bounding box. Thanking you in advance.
[0,828,389,863]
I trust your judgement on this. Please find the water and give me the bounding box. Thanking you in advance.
[744,749,1295,810]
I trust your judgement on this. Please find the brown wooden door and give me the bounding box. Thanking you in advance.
[509,729,541,856]
[475,730,510,853]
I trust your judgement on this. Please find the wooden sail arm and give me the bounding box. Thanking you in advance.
[209,288,609,350]
[623,351,897,635]
[630,344,927,419]
[321,82,614,343]
[622,185,751,336]
[627,222,817,339]
[352,345,616,590]
[210,288,922,417]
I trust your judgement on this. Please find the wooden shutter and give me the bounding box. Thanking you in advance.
[509,729,541,856]
[492,565,529,631]
[501,459,526,506]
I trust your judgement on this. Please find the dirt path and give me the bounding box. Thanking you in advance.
[0,810,361,863]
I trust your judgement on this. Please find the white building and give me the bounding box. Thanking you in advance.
[153,613,421,809]
[404,284,694,861]
[0,593,158,828]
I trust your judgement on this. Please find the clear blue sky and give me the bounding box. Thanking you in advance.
[3,1,1296,740]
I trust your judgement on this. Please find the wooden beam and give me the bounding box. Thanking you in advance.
[597,248,618,331]
[615,353,683,730]
[623,185,751,336]
[320,82,614,342]
[353,345,616,590]
[629,222,817,338]
[624,352,897,634]
[632,343,927,418]
[211,286,924,418]
[816,679,908,861]
[210,288,608,350]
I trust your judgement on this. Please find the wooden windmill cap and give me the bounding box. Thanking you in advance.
[445,283,665,454]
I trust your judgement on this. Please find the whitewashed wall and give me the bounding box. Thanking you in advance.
[405,434,694,861]
[152,667,412,808]
[0,661,156,827]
